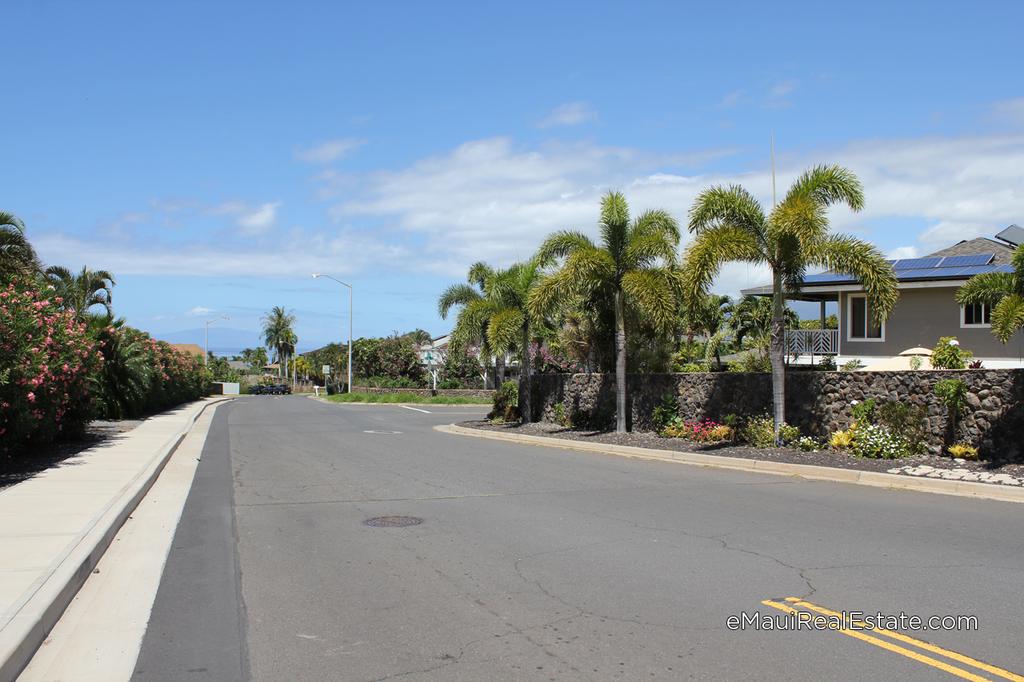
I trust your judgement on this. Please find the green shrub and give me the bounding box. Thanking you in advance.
[652,393,678,431]
[727,352,771,373]
[551,401,571,427]
[677,362,710,373]
[489,380,519,422]
[850,398,876,425]
[840,359,864,371]
[875,401,928,455]
[742,415,799,448]
[931,337,972,370]
[934,378,968,414]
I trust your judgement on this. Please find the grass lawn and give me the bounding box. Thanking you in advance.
[325,392,491,405]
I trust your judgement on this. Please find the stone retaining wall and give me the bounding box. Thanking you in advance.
[528,370,1024,460]
[352,386,494,399]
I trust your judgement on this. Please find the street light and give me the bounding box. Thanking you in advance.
[204,315,230,366]
[312,274,353,393]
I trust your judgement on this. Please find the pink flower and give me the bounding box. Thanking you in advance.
[27,392,36,402]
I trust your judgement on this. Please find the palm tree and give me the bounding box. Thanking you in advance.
[956,247,1024,342]
[729,295,798,349]
[531,191,681,433]
[486,259,545,422]
[0,211,41,280]
[683,165,897,436]
[262,306,297,378]
[45,265,116,319]
[438,262,500,388]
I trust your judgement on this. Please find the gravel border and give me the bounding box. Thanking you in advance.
[460,420,1024,483]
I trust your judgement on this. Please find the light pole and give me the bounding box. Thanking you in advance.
[312,274,353,393]
[204,315,230,366]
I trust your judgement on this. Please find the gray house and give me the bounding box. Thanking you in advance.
[741,226,1024,368]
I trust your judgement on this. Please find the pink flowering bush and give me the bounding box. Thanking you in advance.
[529,342,583,374]
[661,417,733,442]
[1,278,101,455]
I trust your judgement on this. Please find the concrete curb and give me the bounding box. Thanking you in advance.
[436,423,1024,506]
[0,396,234,681]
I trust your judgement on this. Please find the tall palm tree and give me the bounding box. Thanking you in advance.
[438,262,500,387]
[45,265,116,319]
[956,247,1024,343]
[683,165,897,436]
[0,211,41,281]
[530,191,681,433]
[262,306,297,378]
[484,259,546,422]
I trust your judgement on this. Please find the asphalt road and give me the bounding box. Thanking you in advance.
[134,396,1024,681]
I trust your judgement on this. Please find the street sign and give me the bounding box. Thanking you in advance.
[323,365,331,375]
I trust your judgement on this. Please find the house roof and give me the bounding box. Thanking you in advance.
[926,237,1014,264]
[741,230,1018,297]
[169,343,204,358]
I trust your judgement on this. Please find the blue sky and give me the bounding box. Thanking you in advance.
[5,1,1024,351]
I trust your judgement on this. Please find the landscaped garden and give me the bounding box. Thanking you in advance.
[433,168,1024,486]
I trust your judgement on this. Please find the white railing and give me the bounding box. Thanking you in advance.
[785,329,839,355]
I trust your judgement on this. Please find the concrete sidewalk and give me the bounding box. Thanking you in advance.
[0,396,233,680]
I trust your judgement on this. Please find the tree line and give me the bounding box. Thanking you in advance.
[439,166,903,437]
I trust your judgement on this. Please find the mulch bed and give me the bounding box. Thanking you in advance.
[1,419,144,490]
[460,420,1024,483]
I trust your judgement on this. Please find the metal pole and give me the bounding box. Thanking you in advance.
[204,321,209,366]
[347,285,353,393]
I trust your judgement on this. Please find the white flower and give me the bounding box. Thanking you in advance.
[949,339,960,346]
[850,400,859,406]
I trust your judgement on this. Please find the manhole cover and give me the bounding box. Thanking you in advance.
[364,515,423,528]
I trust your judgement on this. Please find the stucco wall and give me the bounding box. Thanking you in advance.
[529,370,1024,460]
[838,287,1024,360]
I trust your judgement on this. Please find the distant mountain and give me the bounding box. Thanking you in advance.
[156,327,261,351]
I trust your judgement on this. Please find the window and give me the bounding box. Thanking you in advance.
[962,302,992,327]
[848,295,883,340]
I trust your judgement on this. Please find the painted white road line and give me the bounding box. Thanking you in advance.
[399,405,430,414]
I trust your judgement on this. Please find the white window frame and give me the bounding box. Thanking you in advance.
[846,293,885,342]
[960,302,992,328]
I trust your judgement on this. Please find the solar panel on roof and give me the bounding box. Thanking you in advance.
[938,254,994,267]
[802,272,853,284]
[896,268,943,279]
[893,257,942,270]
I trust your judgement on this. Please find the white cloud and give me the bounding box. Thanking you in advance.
[538,102,597,128]
[887,246,920,259]
[236,202,280,235]
[33,230,411,279]
[189,306,213,316]
[32,130,1024,301]
[295,138,365,164]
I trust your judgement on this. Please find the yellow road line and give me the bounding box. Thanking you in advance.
[761,600,990,681]
[783,597,1024,682]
